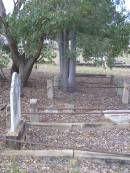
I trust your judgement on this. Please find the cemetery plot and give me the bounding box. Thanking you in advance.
[22,125,130,153]
[1,72,130,172]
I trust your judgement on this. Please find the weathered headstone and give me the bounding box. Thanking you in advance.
[6,73,25,149]
[53,75,60,88]
[110,75,114,85]
[44,105,58,113]
[122,82,129,104]
[47,79,53,100]
[10,72,21,132]
[30,99,39,122]
[117,80,123,97]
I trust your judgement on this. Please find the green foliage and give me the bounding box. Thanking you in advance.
[38,45,57,63]
[78,0,130,67]
[8,160,28,173]
[64,50,77,60]
[0,49,9,68]
[2,0,130,67]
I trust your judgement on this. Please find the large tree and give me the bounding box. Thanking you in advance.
[58,0,130,91]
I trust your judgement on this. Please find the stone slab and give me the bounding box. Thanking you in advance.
[6,120,25,149]
[1,150,73,157]
[103,110,130,124]
[74,150,130,161]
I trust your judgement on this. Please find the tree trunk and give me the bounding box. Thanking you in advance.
[11,61,19,75]
[68,31,77,92]
[59,32,64,83]
[62,30,69,90]
[68,59,76,92]
[19,58,35,87]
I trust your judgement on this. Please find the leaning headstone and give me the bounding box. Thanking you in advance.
[47,79,53,100]
[122,82,129,104]
[10,72,21,132]
[30,99,39,122]
[6,72,25,149]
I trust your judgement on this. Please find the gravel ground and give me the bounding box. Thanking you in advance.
[22,125,130,153]
[0,156,130,173]
[1,71,130,172]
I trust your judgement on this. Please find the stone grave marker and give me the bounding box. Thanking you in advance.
[122,82,129,104]
[30,99,39,122]
[117,79,123,97]
[47,79,53,100]
[44,105,58,113]
[10,72,21,132]
[53,75,60,88]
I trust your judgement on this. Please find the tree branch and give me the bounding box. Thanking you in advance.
[0,0,20,65]
[13,0,26,14]
[33,39,43,62]
[0,0,6,18]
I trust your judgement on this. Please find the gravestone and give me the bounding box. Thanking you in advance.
[10,72,21,132]
[117,80,123,97]
[110,75,114,85]
[6,72,25,149]
[30,99,39,122]
[122,82,129,104]
[44,105,58,113]
[53,75,60,88]
[47,79,53,100]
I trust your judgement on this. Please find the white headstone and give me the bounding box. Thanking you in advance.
[10,72,21,132]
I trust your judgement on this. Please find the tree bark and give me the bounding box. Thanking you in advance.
[62,29,69,90]
[59,32,64,79]
[68,31,77,92]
